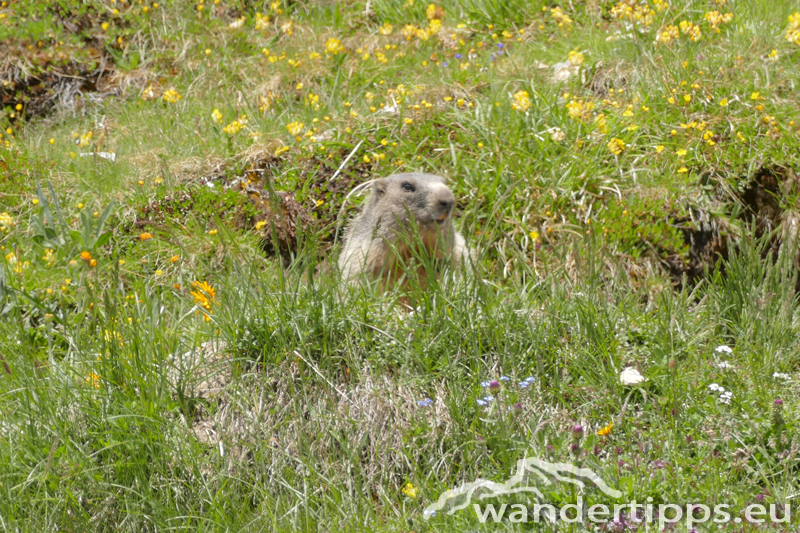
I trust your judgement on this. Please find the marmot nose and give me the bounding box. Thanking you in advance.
[438,199,454,213]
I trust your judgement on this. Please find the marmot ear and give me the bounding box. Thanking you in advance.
[373,179,387,197]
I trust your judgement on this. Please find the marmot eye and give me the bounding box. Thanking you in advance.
[401,183,415,192]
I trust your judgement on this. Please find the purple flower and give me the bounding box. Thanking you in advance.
[455,53,462,59]
[488,380,501,390]
[442,61,448,67]
[774,398,784,406]
[417,398,433,407]
[497,43,504,49]
[573,424,584,435]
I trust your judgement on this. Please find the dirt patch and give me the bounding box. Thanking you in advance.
[666,212,729,285]
[243,152,375,252]
[229,164,315,263]
[664,165,799,286]
[740,165,799,237]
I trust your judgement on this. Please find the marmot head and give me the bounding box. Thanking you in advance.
[370,173,456,231]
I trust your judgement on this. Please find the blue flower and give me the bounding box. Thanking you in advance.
[480,381,491,388]
[477,395,494,407]
[417,398,433,407]
[442,61,449,68]
[497,43,505,49]
[500,376,511,382]
[455,53,463,59]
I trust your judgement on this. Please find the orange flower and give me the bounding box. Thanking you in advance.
[80,251,92,262]
[190,281,216,320]
[139,232,153,241]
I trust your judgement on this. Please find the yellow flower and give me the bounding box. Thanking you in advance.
[655,145,665,153]
[255,220,267,230]
[704,10,733,32]
[679,20,702,41]
[212,108,223,124]
[550,6,573,27]
[427,18,442,36]
[786,12,800,46]
[325,38,343,55]
[0,212,13,232]
[42,248,56,266]
[676,149,687,156]
[719,98,729,107]
[78,131,93,147]
[607,138,625,156]
[568,50,584,66]
[656,24,679,44]
[86,372,102,389]
[223,119,245,135]
[379,22,393,35]
[162,88,182,104]
[594,114,607,133]
[677,166,689,173]
[511,90,531,112]
[286,121,304,136]
[89,259,97,268]
[750,92,760,100]
[596,422,613,436]
[401,482,418,498]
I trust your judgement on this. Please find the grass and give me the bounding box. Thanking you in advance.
[2,0,800,530]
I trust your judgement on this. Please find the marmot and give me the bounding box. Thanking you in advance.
[338,172,469,290]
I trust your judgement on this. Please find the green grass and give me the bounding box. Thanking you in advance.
[2,0,800,530]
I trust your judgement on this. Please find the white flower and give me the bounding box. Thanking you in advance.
[708,383,724,392]
[620,367,646,386]
[772,372,791,380]
[716,361,733,370]
[715,345,733,354]
[718,391,733,404]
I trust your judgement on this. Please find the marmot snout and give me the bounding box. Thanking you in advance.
[338,173,469,288]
